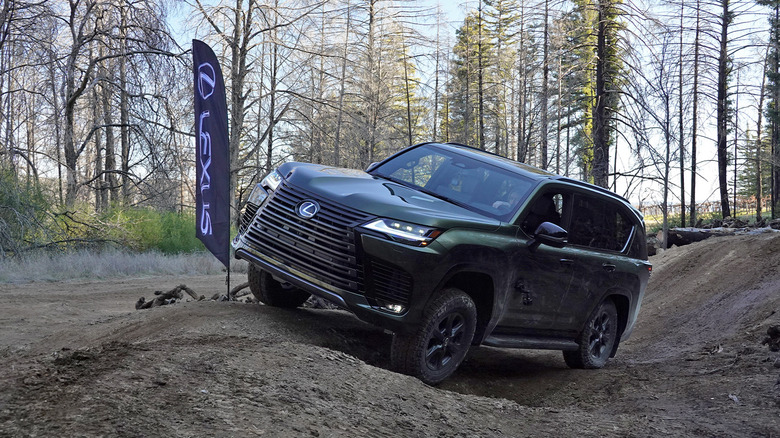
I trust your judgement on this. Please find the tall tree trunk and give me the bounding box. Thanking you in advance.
[478,1,485,151]
[678,6,686,228]
[334,1,350,167]
[432,7,441,141]
[64,28,80,206]
[662,95,671,249]
[366,0,377,167]
[232,0,254,226]
[716,0,731,218]
[592,0,610,188]
[556,56,562,173]
[540,0,549,169]
[402,38,413,146]
[733,70,739,213]
[266,4,278,174]
[516,3,527,163]
[100,61,118,205]
[120,4,130,205]
[756,51,767,222]
[690,0,700,226]
[0,38,10,170]
[773,4,780,219]
[92,87,104,212]
[48,49,63,205]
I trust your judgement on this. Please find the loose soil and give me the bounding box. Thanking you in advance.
[1,233,779,437]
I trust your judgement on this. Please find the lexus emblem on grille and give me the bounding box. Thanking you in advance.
[296,200,320,219]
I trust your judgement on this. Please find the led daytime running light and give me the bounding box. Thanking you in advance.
[364,218,441,246]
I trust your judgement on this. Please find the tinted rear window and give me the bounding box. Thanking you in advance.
[568,194,634,252]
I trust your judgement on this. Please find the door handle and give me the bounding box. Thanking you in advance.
[559,258,574,266]
[602,263,616,272]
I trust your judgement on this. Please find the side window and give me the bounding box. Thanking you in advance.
[521,192,565,235]
[568,195,633,252]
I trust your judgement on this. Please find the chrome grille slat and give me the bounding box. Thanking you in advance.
[247,220,356,267]
[239,203,259,234]
[261,205,354,250]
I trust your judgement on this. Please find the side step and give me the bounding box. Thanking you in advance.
[482,334,578,351]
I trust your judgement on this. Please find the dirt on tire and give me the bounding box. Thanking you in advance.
[1,232,779,437]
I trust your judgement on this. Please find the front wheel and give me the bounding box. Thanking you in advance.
[563,299,618,369]
[247,264,310,308]
[391,288,477,385]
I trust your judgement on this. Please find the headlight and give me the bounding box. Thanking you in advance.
[247,183,268,206]
[363,218,442,247]
[262,169,283,191]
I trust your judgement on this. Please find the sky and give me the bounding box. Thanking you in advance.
[170,0,737,208]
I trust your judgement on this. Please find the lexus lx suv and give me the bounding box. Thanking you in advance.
[232,142,652,384]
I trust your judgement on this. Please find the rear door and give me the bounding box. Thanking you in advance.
[554,193,637,332]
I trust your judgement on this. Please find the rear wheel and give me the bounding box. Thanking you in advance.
[391,288,477,385]
[247,264,310,308]
[563,299,618,369]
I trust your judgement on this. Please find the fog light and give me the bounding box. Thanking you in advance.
[384,304,405,314]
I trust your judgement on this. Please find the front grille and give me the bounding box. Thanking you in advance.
[243,182,371,294]
[239,202,259,234]
[370,259,413,307]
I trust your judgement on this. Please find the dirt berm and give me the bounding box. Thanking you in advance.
[1,232,779,437]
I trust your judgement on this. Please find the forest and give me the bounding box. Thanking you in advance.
[1,0,779,257]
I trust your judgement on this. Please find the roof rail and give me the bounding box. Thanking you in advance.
[556,177,633,205]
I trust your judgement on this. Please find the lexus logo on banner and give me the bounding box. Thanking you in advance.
[193,39,230,268]
[197,63,215,99]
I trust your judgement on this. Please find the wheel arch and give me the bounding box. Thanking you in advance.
[605,291,630,357]
[440,270,495,344]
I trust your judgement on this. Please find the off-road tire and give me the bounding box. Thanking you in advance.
[247,264,310,308]
[563,299,618,369]
[391,288,477,385]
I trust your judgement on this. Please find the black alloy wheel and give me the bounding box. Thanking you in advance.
[391,288,477,385]
[425,312,469,372]
[563,299,618,369]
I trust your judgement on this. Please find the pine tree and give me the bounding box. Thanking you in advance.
[760,0,780,218]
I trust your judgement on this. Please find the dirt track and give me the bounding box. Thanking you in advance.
[1,233,779,437]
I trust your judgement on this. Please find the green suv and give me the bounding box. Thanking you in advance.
[232,143,652,384]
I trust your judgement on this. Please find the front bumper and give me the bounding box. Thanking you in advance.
[232,182,446,334]
[234,233,443,334]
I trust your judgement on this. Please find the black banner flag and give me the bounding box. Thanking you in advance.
[193,39,230,268]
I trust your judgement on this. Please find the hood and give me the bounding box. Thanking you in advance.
[278,162,501,230]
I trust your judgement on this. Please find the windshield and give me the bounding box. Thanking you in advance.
[370,144,535,221]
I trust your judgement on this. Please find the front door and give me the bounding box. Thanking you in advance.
[496,190,575,334]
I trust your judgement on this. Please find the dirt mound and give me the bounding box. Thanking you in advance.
[628,231,780,361]
[0,234,779,436]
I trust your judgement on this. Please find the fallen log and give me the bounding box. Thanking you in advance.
[229,282,250,299]
[658,228,735,248]
[136,284,204,310]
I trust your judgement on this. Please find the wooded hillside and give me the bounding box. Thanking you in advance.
[1,0,779,254]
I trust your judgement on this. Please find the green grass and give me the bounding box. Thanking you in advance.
[103,208,206,254]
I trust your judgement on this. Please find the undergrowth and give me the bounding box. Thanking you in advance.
[0,249,247,284]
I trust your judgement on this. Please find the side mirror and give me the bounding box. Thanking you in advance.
[529,222,568,250]
[365,162,380,172]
